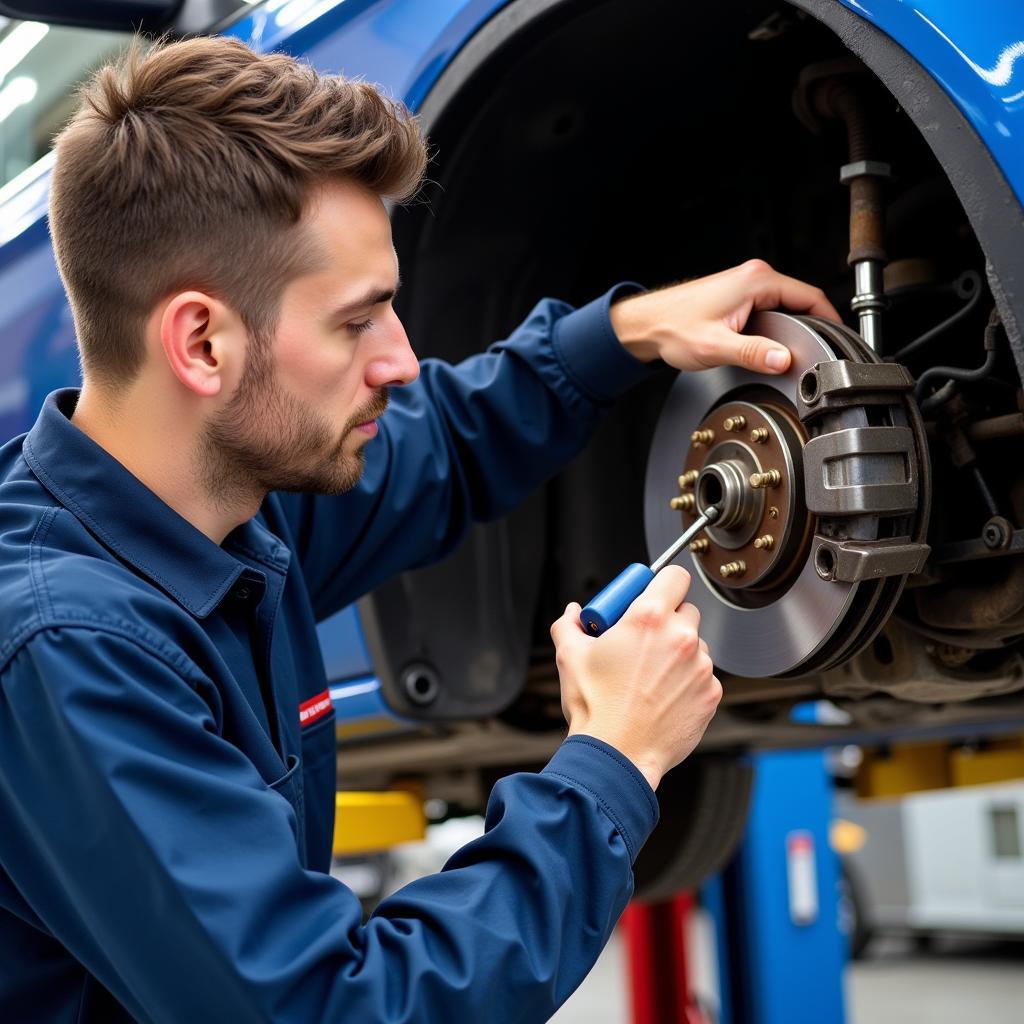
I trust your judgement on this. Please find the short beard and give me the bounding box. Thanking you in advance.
[197,336,388,513]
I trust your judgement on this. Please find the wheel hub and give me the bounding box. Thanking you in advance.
[677,399,810,591]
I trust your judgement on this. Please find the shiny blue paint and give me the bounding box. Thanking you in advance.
[838,0,1024,204]
[329,675,387,717]
[0,214,80,443]
[316,604,375,681]
[226,0,512,112]
[328,675,416,734]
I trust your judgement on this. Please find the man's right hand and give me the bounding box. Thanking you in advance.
[549,566,722,791]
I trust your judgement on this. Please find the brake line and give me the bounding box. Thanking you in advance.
[891,270,983,363]
[913,307,1001,407]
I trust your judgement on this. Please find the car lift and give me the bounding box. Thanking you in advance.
[622,747,848,1024]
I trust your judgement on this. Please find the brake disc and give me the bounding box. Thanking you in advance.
[644,311,930,678]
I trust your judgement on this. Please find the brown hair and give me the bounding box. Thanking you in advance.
[48,35,427,389]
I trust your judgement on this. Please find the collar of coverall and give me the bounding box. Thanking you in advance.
[21,388,290,620]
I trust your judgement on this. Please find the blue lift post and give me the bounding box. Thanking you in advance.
[707,747,847,1024]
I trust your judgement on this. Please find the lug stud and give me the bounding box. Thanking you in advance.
[678,470,699,488]
[670,494,696,512]
[768,506,780,520]
[750,427,770,444]
[691,429,715,446]
[690,538,709,554]
[723,415,747,432]
[749,469,781,489]
[720,560,746,578]
[753,534,775,551]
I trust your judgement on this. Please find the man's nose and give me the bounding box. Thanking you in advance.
[365,312,420,389]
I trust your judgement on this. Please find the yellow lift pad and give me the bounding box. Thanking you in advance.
[951,736,1024,787]
[856,735,1024,798]
[333,791,426,857]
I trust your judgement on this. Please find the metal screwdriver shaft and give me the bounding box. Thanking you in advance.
[650,505,720,573]
[580,506,720,636]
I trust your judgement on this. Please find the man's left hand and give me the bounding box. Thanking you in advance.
[609,259,841,375]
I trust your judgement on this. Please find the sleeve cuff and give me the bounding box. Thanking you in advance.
[551,283,654,405]
[541,734,659,863]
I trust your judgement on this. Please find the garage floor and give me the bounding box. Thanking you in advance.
[552,933,1024,1023]
[844,937,1024,1024]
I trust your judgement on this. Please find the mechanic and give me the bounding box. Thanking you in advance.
[0,35,838,1023]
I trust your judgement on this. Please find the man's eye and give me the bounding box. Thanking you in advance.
[347,319,374,336]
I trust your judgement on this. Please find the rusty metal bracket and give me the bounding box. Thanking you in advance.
[803,425,918,516]
[932,529,1024,566]
[797,359,915,420]
[813,535,931,583]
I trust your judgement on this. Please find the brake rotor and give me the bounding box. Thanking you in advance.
[644,311,930,678]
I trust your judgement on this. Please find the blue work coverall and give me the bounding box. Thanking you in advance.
[0,287,660,1022]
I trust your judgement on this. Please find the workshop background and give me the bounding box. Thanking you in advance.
[3,2,1024,1022]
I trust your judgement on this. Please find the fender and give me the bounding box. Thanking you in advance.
[835,0,1024,205]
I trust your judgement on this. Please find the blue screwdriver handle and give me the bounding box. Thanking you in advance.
[580,563,655,636]
[579,507,719,637]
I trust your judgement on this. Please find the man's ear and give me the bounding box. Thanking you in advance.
[157,291,241,398]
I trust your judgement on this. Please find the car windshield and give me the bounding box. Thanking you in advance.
[0,3,266,196]
[0,17,136,192]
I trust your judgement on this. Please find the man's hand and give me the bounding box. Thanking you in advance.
[550,566,722,792]
[610,259,841,375]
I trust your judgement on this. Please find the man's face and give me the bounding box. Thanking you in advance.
[200,179,419,502]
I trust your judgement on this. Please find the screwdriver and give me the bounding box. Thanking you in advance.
[580,506,720,636]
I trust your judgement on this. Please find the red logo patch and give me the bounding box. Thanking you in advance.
[298,689,333,728]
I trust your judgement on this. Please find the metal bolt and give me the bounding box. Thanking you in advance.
[753,534,775,551]
[689,538,709,554]
[749,469,781,489]
[678,470,699,488]
[723,415,747,432]
[670,494,696,512]
[768,506,780,520]
[982,516,1012,550]
[691,428,715,446]
[750,427,770,444]
[402,663,441,706]
[720,560,746,578]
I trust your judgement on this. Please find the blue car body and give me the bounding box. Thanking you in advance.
[0,0,1022,731]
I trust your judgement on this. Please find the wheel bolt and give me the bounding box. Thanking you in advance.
[691,429,715,446]
[750,427,770,444]
[670,494,696,511]
[690,538,709,554]
[720,560,746,578]
[678,470,699,488]
[749,469,781,489]
[753,534,775,550]
[724,415,747,432]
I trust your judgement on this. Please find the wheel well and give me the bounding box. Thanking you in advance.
[363,0,1022,722]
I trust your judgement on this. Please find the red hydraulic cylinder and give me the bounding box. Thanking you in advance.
[621,893,709,1024]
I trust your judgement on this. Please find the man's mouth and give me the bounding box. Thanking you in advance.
[345,389,389,443]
